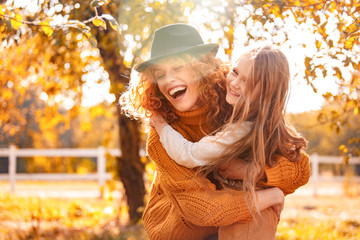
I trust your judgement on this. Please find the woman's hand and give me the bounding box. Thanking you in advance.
[256,187,284,222]
[271,196,285,222]
[149,112,168,134]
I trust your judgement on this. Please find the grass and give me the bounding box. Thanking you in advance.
[0,193,147,240]
[0,180,359,239]
[277,194,360,240]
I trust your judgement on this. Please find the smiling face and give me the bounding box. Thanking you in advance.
[154,58,202,112]
[226,56,260,106]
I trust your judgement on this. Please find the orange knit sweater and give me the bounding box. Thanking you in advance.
[143,107,310,240]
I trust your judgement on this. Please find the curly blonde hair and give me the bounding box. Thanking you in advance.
[120,53,232,129]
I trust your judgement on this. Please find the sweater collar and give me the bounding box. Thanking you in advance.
[174,107,208,126]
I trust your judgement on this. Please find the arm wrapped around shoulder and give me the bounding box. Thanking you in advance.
[261,152,311,195]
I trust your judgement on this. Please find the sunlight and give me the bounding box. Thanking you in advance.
[186,4,341,113]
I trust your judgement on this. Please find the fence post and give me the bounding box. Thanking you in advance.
[97,146,106,188]
[311,153,319,196]
[9,144,16,193]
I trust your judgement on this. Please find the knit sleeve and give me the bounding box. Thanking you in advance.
[261,152,311,195]
[164,181,253,226]
[147,128,253,226]
[159,123,251,169]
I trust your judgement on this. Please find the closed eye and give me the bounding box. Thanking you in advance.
[232,69,238,75]
[174,65,183,71]
[155,74,165,80]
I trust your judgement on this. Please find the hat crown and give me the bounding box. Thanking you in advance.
[134,23,218,72]
[151,24,205,59]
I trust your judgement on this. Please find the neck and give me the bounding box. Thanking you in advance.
[174,107,208,126]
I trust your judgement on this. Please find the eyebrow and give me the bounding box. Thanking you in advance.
[154,68,162,73]
[233,67,248,78]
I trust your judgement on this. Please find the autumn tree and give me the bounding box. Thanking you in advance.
[1,0,193,223]
[2,0,360,225]
[245,0,360,157]
[189,0,360,156]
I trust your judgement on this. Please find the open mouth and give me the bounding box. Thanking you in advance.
[229,88,240,97]
[168,86,187,100]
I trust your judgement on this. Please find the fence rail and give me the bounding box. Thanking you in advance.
[0,145,122,192]
[1,145,360,196]
[310,154,360,196]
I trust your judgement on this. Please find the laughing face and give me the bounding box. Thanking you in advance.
[226,56,259,106]
[154,58,201,112]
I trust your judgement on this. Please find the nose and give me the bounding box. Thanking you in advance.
[230,78,241,90]
[164,71,176,84]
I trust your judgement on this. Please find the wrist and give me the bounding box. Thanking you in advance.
[256,187,284,211]
[155,122,168,135]
[272,187,284,205]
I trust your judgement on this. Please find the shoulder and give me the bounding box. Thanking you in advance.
[225,121,253,135]
[147,127,160,145]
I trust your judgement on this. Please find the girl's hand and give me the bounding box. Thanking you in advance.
[149,112,167,134]
[218,158,267,182]
[218,158,249,180]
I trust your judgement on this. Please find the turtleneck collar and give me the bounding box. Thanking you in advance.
[174,107,208,126]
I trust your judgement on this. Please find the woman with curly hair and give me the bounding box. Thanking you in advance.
[121,23,310,240]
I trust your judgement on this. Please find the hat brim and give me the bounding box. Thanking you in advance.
[134,43,219,72]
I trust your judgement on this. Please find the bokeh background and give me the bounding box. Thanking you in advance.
[0,0,360,239]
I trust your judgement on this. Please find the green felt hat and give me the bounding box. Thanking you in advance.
[135,23,219,72]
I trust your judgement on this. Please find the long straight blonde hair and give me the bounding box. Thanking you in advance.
[207,46,307,214]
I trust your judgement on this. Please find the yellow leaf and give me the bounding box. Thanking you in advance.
[344,36,355,50]
[41,21,53,37]
[84,32,98,47]
[11,13,22,30]
[354,107,359,115]
[102,14,120,32]
[154,1,161,8]
[92,17,107,30]
[123,58,132,68]
[315,40,321,49]
[333,67,342,79]
[90,106,104,118]
[109,20,119,32]
[328,2,337,12]
[80,122,92,131]
[344,18,360,35]
[294,0,301,7]
[2,89,13,100]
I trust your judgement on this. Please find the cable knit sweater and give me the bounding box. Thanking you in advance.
[143,107,310,240]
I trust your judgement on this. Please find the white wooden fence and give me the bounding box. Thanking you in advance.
[0,145,121,192]
[310,153,360,196]
[0,145,360,196]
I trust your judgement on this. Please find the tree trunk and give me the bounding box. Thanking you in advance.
[116,100,145,222]
[93,16,146,223]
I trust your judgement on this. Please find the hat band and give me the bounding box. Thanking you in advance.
[151,45,203,59]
